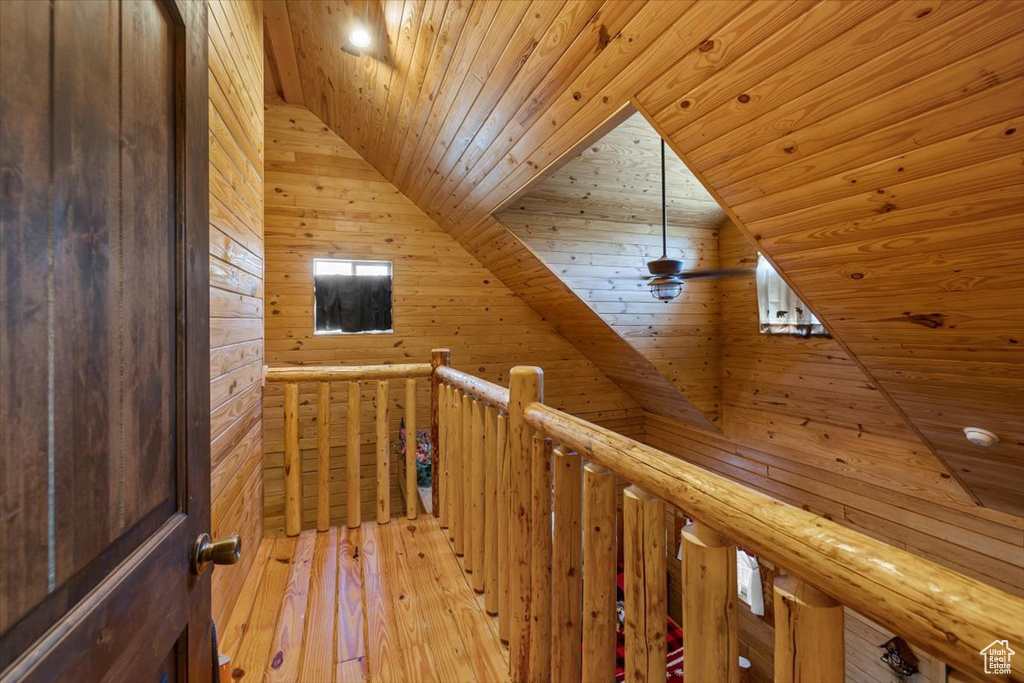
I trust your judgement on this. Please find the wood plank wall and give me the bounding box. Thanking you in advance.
[498,112,726,425]
[262,103,642,532]
[208,0,265,629]
[648,221,1024,682]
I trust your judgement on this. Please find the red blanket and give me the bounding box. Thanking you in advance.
[614,568,685,682]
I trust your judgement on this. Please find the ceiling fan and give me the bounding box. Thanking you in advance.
[645,138,754,301]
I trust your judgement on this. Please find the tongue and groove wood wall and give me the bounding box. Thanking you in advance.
[208,0,265,630]
[262,103,642,532]
[268,0,1024,515]
[650,222,1023,683]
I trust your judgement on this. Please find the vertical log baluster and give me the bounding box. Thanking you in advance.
[430,349,450,517]
[624,486,667,683]
[484,404,499,614]
[462,391,474,574]
[497,411,511,643]
[682,520,739,683]
[405,378,417,520]
[552,448,582,683]
[528,436,553,682]
[376,379,390,524]
[581,462,616,682]
[347,380,361,529]
[509,366,543,681]
[438,382,449,529]
[316,381,331,532]
[444,384,455,535]
[774,576,845,683]
[452,388,464,555]
[471,398,486,592]
[284,382,301,537]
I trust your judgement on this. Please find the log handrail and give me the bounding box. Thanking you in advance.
[522,400,1024,681]
[267,360,434,536]
[265,352,1023,682]
[436,365,510,410]
[264,362,432,383]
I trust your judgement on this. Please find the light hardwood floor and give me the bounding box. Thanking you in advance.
[220,516,509,682]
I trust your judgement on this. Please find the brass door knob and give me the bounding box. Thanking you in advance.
[191,533,242,575]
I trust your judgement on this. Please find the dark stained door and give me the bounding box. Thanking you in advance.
[0,0,210,680]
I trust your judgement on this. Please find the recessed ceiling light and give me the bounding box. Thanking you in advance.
[349,26,371,48]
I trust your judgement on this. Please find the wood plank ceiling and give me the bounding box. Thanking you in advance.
[498,112,728,425]
[265,0,1024,515]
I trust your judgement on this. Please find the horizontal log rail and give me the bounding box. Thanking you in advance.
[523,401,1024,681]
[263,362,432,383]
[435,365,510,410]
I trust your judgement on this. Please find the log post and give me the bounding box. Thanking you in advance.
[497,411,511,643]
[624,486,667,683]
[471,398,486,592]
[462,391,474,573]
[682,520,740,683]
[529,436,553,682]
[284,382,301,537]
[430,349,450,517]
[484,404,499,614]
[316,382,331,532]
[551,448,582,683]
[376,379,390,524]
[774,576,845,683]
[581,462,616,682]
[452,388,464,554]
[347,380,361,529]
[405,378,417,520]
[438,382,450,529]
[509,366,543,681]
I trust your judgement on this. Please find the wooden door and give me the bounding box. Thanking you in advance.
[0,0,211,680]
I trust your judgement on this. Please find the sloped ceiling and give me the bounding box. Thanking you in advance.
[497,113,727,424]
[266,0,1024,515]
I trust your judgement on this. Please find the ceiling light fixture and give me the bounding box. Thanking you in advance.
[349,26,371,48]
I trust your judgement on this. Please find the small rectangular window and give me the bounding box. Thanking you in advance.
[313,258,393,334]
[756,254,828,337]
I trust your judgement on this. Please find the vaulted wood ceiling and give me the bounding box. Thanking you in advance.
[265,0,1024,515]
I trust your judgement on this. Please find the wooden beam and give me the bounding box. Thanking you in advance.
[263,0,304,105]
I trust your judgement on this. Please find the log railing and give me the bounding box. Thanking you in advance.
[264,361,435,534]
[435,358,1024,683]
[269,351,1023,682]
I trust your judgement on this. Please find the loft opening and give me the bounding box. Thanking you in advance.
[313,258,394,334]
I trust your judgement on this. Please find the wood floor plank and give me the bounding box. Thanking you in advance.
[232,536,296,682]
[219,539,272,662]
[223,521,507,682]
[399,519,480,682]
[337,526,365,664]
[300,528,339,683]
[336,657,368,683]
[267,530,317,682]
[416,518,509,681]
[360,523,408,682]
[376,521,440,680]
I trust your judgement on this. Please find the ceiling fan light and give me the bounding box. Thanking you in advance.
[649,276,683,302]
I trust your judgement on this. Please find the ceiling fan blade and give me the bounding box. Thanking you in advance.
[678,267,756,281]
